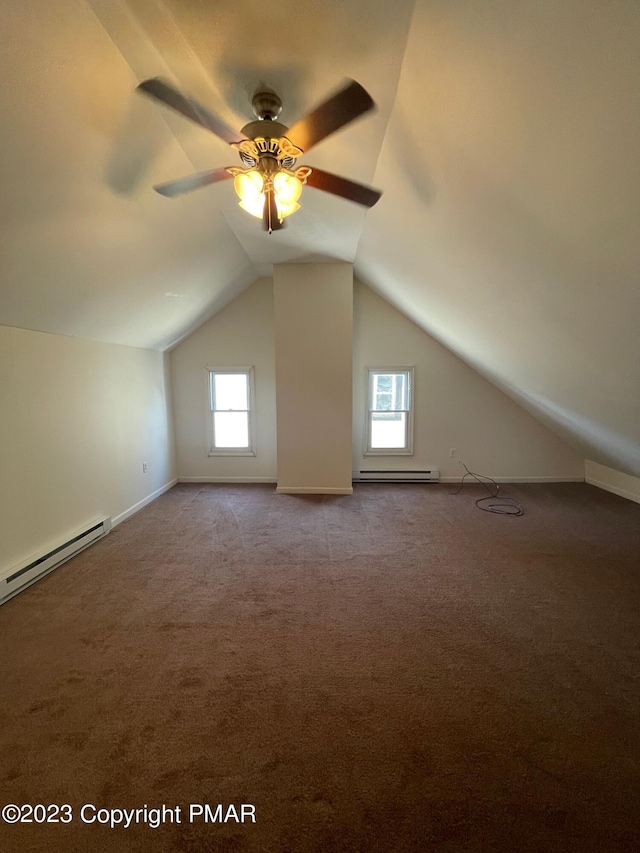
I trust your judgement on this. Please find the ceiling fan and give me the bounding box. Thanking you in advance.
[137,77,382,233]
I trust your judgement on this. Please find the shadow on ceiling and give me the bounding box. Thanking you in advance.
[105,95,168,196]
[390,109,436,207]
[215,60,309,129]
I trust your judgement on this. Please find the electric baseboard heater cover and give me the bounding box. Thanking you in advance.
[1,517,112,606]
[353,469,440,483]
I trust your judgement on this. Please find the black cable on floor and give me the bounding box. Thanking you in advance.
[452,462,524,516]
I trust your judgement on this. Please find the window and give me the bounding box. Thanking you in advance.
[365,367,414,455]
[207,368,255,456]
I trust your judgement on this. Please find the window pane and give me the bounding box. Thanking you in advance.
[372,372,409,412]
[376,375,393,393]
[214,412,249,448]
[395,374,407,409]
[370,412,407,449]
[375,393,393,411]
[214,374,248,411]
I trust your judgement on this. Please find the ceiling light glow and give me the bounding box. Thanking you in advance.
[231,165,310,224]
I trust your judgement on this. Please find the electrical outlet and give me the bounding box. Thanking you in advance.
[450,448,456,458]
[142,462,148,473]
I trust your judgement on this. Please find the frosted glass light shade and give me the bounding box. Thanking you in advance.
[234,169,303,220]
[273,172,302,218]
[234,170,265,218]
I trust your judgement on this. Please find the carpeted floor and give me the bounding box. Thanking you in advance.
[1,483,640,852]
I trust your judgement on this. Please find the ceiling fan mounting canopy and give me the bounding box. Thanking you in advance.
[137,76,382,232]
[251,88,283,120]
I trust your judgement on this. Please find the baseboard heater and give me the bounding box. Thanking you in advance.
[1,517,112,606]
[352,469,440,483]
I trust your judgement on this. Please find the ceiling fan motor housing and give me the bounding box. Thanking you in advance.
[240,119,289,141]
[238,117,299,169]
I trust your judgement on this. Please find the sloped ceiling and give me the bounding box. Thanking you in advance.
[357,0,640,476]
[0,0,638,475]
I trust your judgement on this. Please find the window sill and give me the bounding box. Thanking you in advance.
[208,450,256,457]
[364,449,413,457]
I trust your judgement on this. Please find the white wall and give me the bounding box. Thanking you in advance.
[170,278,278,482]
[353,281,584,481]
[0,325,176,578]
[274,263,354,494]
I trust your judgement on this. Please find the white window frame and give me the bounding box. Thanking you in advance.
[364,366,415,456]
[206,367,256,456]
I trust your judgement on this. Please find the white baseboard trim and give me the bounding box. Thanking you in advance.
[276,486,353,495]
[177,477,585,489]
[585,476,640,505]
[112,478,178,527]
[178,477,277,484]
[439,476,585,484]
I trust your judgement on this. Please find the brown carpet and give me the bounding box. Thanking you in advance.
[1,483,640,852]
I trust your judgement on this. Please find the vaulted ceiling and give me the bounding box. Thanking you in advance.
[1,0,638,475]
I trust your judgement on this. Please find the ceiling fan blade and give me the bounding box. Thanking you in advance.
[153,167,233,198]
[138,78,246,146]
[305,168,381,208]
[285,80,375,153]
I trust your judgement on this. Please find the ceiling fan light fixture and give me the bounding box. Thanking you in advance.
[234,169,265,218]
[139,78,381,225]
[273,171,303,217]
[233,167,305,223]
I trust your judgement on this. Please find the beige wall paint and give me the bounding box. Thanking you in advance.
[170,276,584,486]
[0,326,176,578]
[585,461,640,505]
[274,263,353,494]
[170,278,277,482]
[353,281,584,481]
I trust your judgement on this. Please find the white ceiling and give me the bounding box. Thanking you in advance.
[1,0,638,475]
